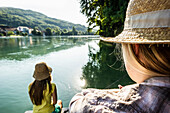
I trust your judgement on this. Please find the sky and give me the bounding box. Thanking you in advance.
[0,0,88,26]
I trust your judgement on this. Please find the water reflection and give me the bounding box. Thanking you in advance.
[0,36,95,60]
[81,41,134,89]
[0,36,134,113]
[0,36,99,113]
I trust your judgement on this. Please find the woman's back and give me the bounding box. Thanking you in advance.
[29,83,56,113]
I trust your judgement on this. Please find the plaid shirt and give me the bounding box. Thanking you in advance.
[69,76,170,113]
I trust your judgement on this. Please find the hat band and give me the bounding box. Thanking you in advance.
[124,9,170,29]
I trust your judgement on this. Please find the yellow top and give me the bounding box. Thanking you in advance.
[28,83,56,113]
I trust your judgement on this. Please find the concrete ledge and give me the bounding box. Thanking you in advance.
[25,108,69,113]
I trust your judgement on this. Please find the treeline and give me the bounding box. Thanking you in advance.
[80,0,129,37]
[0,7,87,32]
[32,26,95,36]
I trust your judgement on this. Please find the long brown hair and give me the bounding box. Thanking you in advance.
[29,76,52,105]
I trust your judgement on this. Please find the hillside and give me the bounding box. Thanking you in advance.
[0,7,87,31]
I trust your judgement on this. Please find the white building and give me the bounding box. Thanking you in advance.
[17,26,33,35]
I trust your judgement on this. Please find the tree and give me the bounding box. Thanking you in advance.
[80,0,129,37]
[61,29,68,35]
[72,26,78,35]
[32,27,42,36]
[22,32,28,36]
[7,31,14,36]
[0,33,4,36]
[16,30,20,35]
[55,27,61,35]
[32,27,38,35]
[45,27,52,36]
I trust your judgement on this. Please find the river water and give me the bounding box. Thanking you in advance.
[0,36,133,113]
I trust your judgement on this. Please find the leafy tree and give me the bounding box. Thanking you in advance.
[32,27,42,36]
[45,27,52,36]
[55,27,61,35]
[0,33,4,36]
[7,31,14,36]
[22,32,28,36]
[16,30,20,35]
[61,29,68,35]
[32,27,38,35]
[72,26,78,35]
[80,0,129,37]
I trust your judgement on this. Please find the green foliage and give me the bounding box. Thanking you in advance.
[82,41,134,89]
[54,27,61,35]
[72,26,78,35]
[61,29,68,35]
[7,31,14,36]
[21,32,28,36]
[0,7,87,32]
[32,27,42,36]
[16,30,20,35]
[45,27,52,36]
[0,33,4,36]
[80,0,129,37]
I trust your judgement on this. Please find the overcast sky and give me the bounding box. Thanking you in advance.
[0,0,88,26]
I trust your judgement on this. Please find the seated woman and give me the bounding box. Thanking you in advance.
[69,0,170,112]
[28,62,62,113]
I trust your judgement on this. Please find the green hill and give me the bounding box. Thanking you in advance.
[0,7,87,31]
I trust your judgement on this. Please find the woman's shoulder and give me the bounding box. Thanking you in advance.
[51,82,56,87]
[51,83,56,93]
[28,83,33,90]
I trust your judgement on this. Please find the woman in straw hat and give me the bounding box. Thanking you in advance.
[28,62,62,113]
[69,0,170,112]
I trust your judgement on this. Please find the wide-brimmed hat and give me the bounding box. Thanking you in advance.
[101,0,170,44]
[33,62,52,81]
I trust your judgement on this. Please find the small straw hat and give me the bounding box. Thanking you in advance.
[101,0,170,44]
[33,62,52,81]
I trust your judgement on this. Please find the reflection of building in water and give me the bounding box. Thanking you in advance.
[18,38,22,47]
[0,37,98,60]
[29,37,33,45]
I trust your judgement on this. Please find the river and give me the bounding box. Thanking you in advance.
[0,36,133,113]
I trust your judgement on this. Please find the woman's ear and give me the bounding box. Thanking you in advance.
[135,44,139,56]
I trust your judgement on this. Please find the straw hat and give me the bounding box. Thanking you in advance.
[101,0,170,44]
[33,62,52,81]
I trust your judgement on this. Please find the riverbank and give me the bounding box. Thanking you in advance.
[0,35,100,39]
[0,35,27,38]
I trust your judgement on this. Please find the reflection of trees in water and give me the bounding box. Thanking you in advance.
[82,41,134,89]
[0,37,93,60]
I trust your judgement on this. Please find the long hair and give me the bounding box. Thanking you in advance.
[122,44,170,78]
[29,76,52,105]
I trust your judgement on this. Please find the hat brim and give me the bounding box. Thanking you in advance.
[101,28,170,44]
[101,37,170,44]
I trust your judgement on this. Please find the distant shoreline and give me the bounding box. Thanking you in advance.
[0,35,100,38]
[0,35,26,38]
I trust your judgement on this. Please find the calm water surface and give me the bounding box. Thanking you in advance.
[0,36,133,113]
